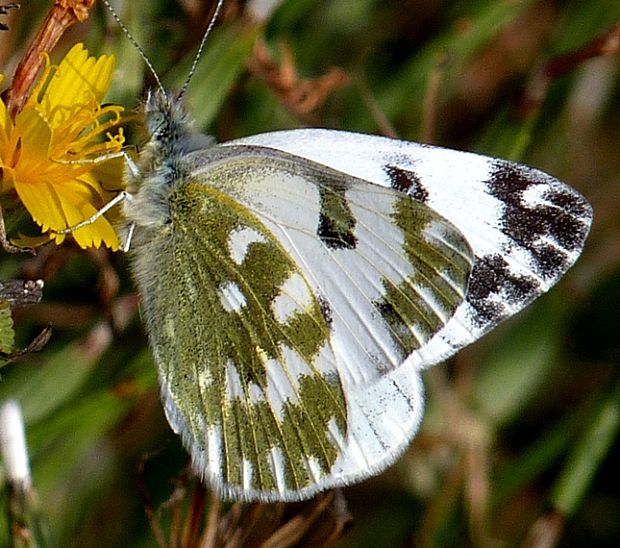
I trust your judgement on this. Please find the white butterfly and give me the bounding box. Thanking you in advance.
[119,88,591,502]
[88,0,593,503]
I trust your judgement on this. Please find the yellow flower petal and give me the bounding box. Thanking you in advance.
[34,44,115,129]
[0,82,16,174]
[15,173,119,250]
[15,176,68,232]
[55,176,119,250]
[0,43,125,250]
[0,76,10,135]
[15,107,52,165]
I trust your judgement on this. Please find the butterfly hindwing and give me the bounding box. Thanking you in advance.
[130,144,474,500]
[132,175,348,499]
[227,129,593,365]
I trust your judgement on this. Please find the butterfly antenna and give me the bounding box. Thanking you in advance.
[179,0,225,99]
[100,0,166,96]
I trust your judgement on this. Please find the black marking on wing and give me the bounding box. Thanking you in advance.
[318,296,333,329]
[317,185,357,249]
[467,254,539,325]
[486,163,590,280]
[385,165,429,203]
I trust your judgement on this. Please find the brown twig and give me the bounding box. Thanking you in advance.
[247,39,350,124]
[2,0,96,118]
[521,20,620,117]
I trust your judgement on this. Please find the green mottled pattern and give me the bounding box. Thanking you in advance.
[131,178,346,494]
[374,195,473,357]
[0,300,14,354]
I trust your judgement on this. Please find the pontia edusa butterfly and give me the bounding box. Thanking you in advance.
[98,0,592,502]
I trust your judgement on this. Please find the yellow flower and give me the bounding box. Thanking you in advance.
[0,43,125,250]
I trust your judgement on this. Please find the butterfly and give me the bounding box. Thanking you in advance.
[90,0,593,503]
[118,86,592,502]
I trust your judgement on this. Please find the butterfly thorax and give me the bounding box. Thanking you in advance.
[124,89,214,230]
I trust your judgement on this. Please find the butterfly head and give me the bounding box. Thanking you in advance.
[141,88,214,161]
[144,89,190,148]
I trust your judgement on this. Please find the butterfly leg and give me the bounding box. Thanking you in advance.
[55,190,132,235]
[121,222,136,252]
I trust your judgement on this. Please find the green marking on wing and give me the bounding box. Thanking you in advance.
[225,371,346,490]
[375,195,473,357]
[135,179,347,494]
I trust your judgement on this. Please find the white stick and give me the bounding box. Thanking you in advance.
[0,399,31,489]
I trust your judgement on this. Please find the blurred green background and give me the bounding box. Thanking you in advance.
[0,0,619,546]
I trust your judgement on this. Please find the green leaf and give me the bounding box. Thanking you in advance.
[0,300,15,356]
[169,22,261,130]
[551,377,620,517]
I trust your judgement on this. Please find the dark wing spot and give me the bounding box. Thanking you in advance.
[318,296,333,329]
[385,165,429,203]
[467,253,539,325]
[543,189,592,220]
[317,185,357,250]
[486,162,591,280]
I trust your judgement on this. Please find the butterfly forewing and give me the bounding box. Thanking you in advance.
[130,145,474,500]
[228,130,593,365]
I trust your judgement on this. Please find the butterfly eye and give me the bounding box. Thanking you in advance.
[146,111,167,136]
